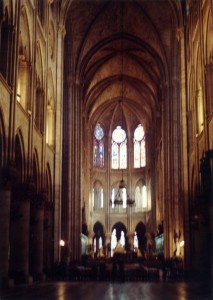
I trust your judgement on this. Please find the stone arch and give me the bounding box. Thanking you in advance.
[45,162,52,202]
[111,221,127,243]
[134,178,146,212]
[14,130,26,183]
[135,221,146,254]
[17,5,31,110]
[93,221,104,236]
[19,5,31,61]
[93,221,105,256]
[35,42,44,132]
[33,149,40,192]
[93,179,104,210]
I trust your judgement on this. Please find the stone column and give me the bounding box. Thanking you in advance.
[43,200,54,275]
[68,81,82,261]
[29,193,45,281]
[9,182,34,283]
[0,167,16,287]
[105,233,111,258]
[127,233,134,252]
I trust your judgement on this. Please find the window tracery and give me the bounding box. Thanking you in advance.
[93,123,104,168]
[134,124,146,168]
[111,125,127,169]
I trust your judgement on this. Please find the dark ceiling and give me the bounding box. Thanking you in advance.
[63,0,183,130]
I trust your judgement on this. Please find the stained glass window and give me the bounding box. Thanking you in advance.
[134,124,146,168]
[93,123,104,168]
[111,125,127,169]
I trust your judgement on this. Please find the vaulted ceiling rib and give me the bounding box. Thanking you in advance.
[64,0,181,129]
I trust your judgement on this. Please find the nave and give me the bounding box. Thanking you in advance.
[0,280,212,300]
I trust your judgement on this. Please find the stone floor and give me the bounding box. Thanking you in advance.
[0,280,212,300]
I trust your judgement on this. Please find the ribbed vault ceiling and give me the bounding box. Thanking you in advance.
[64,0,182,129]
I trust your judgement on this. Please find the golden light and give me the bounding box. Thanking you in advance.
[180,240,185,248]
[59,239,65,246]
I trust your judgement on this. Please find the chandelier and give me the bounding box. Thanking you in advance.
[113,173,135,207]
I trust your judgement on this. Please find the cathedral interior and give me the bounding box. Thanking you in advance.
[0,0,213,290]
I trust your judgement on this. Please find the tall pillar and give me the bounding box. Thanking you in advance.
[29,193,45,281]
[68,81,82,261]
[0,166,16,287]
[105,233,111,258]
[43,200,54,275]
[127,233,134,252]
[9,182,34,283]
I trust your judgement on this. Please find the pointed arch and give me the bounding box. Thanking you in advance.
[33,149,40,192]
[93,221,105,256]
[36,42,43,87]
[35,42,44,133]
[134,123,146,168]
[135,222,146,254]
[135,179,147,212]
[111,125,127,169]
[45,162,53,202]
[92,180,104,210]
[17,5,31,110]
[14,130,26,183]
[112,222,127,241]
[93,122,104,168]
[19,5,31,61]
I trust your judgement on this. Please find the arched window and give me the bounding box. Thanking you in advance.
[17,33,30,110]
[111,186,127,209]
[35,44,44,133]
[135,183,147,212]
[93,123,104,168]
[111,125,127,169]
[133,232,138,251]
[134,124,146,168]
[16,7,31,111]
[92,181,104,210]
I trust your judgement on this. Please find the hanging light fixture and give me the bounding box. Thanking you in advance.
[111,2,135,207]
[113,170,135,206]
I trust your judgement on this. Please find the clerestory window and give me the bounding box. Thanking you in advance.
[111,125,127,169]
[134,124,146,168]
[93,123,104,168]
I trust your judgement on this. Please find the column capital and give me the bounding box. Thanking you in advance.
[58,23,66,39]
[176,27,184,42]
